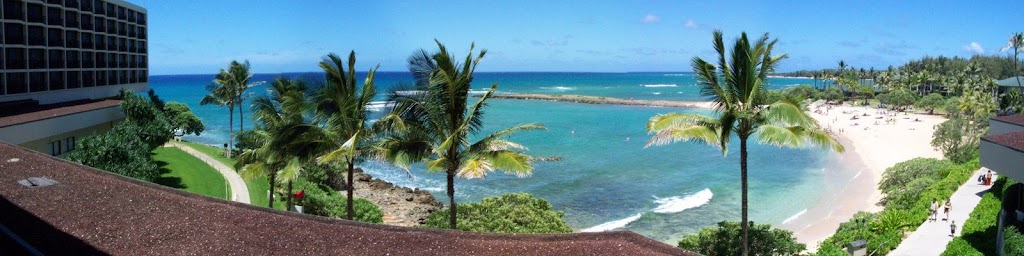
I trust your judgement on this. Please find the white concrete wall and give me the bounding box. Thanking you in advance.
[18,121,117,156]
[0,105,124,145]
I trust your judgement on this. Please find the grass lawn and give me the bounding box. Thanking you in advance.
[152,147,229,200]
[179,141,285,209]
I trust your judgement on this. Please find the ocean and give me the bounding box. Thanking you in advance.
[149,72,854,243]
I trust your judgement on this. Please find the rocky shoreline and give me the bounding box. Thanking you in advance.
[348,168,441,227]
[484,93,714,109]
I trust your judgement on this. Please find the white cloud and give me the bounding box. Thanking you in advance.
[684,19,699,29]
[963,42,985,55]
[643,14,660,24]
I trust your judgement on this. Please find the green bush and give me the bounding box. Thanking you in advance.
[942,177,1009,255]
[296,179,383,224]
[677,221,805,256]
[68,123,160,182]
[1005,226,1024,256]
[879,158,952,209]
[423,193,572,234]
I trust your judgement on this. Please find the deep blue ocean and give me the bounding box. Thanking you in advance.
[149,72,852,242]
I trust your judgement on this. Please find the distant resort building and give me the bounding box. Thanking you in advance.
[0,0,147,156]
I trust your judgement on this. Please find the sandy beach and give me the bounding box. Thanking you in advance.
[781,100,946,250]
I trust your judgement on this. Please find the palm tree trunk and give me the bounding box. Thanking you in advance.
[268,172,276,208]
[238,100,244,134]
[346,159,355,220]
[286,180,294,211]
[740,137,749,256]
[447,171,457,229]
[227,105,234,159]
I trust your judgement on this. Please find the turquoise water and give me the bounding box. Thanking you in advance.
[149,72,850,242]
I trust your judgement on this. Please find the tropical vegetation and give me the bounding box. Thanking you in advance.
[376,40,545,229]
[200,60,257,158]
[677,221,804,256]
[309,51,380,220]
[645,31,843,256]
[68,90,173,182]
[423,193,571,234]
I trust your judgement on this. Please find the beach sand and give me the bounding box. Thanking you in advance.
[781,100,946,251]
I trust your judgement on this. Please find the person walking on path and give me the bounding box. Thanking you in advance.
[950,220,957,237]
[987,170,994,186]
[943,200,952,221]
[930,199,938,222]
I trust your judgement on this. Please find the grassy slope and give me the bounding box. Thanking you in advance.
[179,141,284,209]
[152,147,229,200]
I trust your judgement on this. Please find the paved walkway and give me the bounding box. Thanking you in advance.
[166,142,250,204]
[889,168,994,256]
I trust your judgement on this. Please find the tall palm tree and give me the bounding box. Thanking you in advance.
[1006,33,1024,87]
[236,77,311,209]
[377,40,545,229]
[311,51,380,220]
[645,31,844,256]
[201,76,236,158]
[221,60,257,133]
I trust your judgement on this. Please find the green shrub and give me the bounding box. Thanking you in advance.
[68,123,160,182]
[677,221,805,256]
[814,242,847,256]
[296,179,383,224]
[1005,226,1024,256]
[879,158,951,210]
[423,193,572,234]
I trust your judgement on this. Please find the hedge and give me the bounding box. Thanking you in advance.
[941,176,1011,255]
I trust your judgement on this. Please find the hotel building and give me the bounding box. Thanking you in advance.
[0,0,147,156]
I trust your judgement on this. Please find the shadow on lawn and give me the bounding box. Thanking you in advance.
[152,159,186,189]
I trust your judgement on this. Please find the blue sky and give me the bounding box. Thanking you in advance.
[133,0,1024,75]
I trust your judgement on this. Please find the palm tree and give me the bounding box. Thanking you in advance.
[236,77,311,209]
[1006,33,1024,87]
[645,31,844,256]
[311,51,380,220]
[200,77,236,158]
[376,40,545,229]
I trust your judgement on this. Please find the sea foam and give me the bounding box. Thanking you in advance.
[641,84,678,88]
[581,213,643,232]
[782,209,807,224]
[651,188,713,214]
[540,86,575,91]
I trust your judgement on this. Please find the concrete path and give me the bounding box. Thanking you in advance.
[889,168,994,256]
[166,142,250,204]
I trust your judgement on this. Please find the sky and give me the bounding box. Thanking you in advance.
[132,0,1024,75]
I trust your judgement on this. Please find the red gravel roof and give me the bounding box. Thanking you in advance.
[0,100,122,128]
[984,131,1024,153]
[0,142,692,255]
[994,115,1024,127]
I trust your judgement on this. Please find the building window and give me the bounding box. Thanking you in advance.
[106,52,115,68]
[82,32,94,48]
[92,0,103,15]
[106,35,115,52]
[66,50,80,68]
[137,12,146,25]
[49,141,62,156]
[66,30,80,48]
[27,25,45,46]
[67,71,81,89]
[26,3,44,23]
[96,70,107,86]
[65,137,76,153]
[94,34,105,50]
[28,49,46,69]
[29,72,46,92]
[49,71,65,90]
[82,71,95,87]
[47,6,63,26]
[5,47,26,69]
[106,19,116,35]
[4,23,26,45]
[105,3,115,18]
[48,28,64,47]
[66,0,80,10]
[81,13,93,30]
[48,49,64,69]
[81,0,93,13]
[4,0,25,21]
[65,10,79,28]
[94,16,105,33]
[6,72,27,94]
[82,51,95,68]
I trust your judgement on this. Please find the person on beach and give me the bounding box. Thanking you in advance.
[944,200,952,221]
[930,199,938,222]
